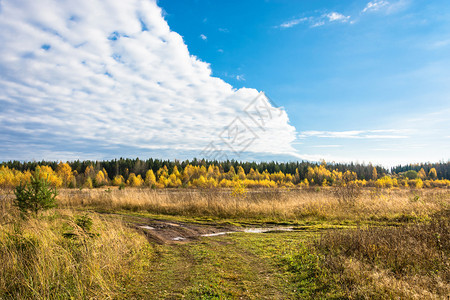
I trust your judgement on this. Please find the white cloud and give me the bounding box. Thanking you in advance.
[278,17,308,29]
[326,12,350,22]
[278,12,350,29]
[298,129,408,139]
[362,0,390,13]
[0,0,298,160]
[235,75,245,81]
[311,21,325,28]
[200,33,207,40]
[310,145,342,148]
[361,0,409,14]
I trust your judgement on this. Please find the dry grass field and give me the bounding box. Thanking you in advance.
[54,187,449,222]
[0,187,448,299]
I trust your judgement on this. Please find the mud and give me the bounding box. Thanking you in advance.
[131,217,296,244]
[133,218,237,244]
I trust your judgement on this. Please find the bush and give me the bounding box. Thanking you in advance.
[14,171,58,217]
[405,170,418,179]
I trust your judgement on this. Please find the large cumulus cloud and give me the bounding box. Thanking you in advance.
[0,0,298,161]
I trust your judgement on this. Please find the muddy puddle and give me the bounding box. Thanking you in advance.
[199,227,294,238]
[135,219,296,243]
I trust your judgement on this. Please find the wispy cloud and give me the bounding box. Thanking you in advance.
[311,21,325,28]
[278,11,350,29]
[298,130,408,139]
[310,145,343,148]
[200,33,207,40]
[362,0,390,13]
[278,17,308,28]
[429,39,450,49]
[279,0,408,30]
[361,0,409,14]
[0,0,298,161]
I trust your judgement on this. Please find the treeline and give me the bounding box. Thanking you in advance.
[1,158,449,189]
[1,158,389,181]
[391,161,450,181]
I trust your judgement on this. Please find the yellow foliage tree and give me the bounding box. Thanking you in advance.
[429,168,437,180]
[418,168,427,179]
[192,175,207,188]
[145,169,156,187]
[35,165,62,187]
[127,173,143,187]
[95,170,108,186]
[167,173,182,188]
[84,177,93,189]
[299,178,309,188]
[237,166,246,180]
[372,167,378,180]
[375,176,393,188]
[112,175,124,186]
[172,166,182,180]
[56,162,74,187]
[0,166,32,188]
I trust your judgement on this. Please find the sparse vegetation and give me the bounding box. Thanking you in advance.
[285,209,450,299]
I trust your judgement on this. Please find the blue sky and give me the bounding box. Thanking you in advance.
[0,0,449,166]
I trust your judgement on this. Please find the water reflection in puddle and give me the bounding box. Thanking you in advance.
[139,225,155,230]
[170,227,294,241]
[201,232,231,237]
[242,227,294,233]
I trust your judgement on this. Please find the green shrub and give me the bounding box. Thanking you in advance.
[14,170,58,217]
[405,170,418,179]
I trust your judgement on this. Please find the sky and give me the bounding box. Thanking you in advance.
[0,0,449,166]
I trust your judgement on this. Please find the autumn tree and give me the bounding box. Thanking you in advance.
[84,165,95,179]
[225,166,236,180]
[56,162,74,187]
[112,175,124,186]
[418,168,427,179]
[127,173,143,187]
[35,165,62,187]
[84,177,93,189]
[294,168,300,184]
[0,166,31,189]
[157,166,169,180]
[237,166,246,180]
[94,170,108,187]
[192,175,207,188]
[429,168,437,179]
[145,169,156,187]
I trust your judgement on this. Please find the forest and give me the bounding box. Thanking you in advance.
[1,158,449,189]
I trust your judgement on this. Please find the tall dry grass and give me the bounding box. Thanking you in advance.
[55,187,449,221]
[313,209,450,299]
[0,210,152,299]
